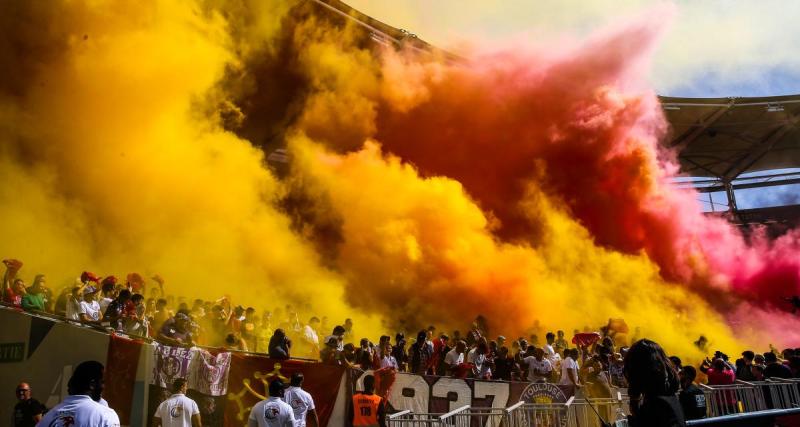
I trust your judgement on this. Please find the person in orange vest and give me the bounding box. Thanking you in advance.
[352,375,385,427]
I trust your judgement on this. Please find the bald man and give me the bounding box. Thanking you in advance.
[13,382,46,427]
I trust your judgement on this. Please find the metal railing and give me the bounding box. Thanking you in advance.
[505,398,573,427]
[568,395,628,427]
[746,379,800,410]
[387,411,448,427]
[439,406,511,427]
[700,381,765,417]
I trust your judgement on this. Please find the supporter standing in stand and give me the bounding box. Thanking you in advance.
[445,340,467,377]
[2,259,24,306]
[153,378,202,427]
[678,366,706,421]
[5,278,25,307]
[554,331,569,356]
[702,358,735,385]
[735,351,756,381]
[103,289,132,330]
[99,277,117,315]
[323,325,346,352]
[467,338,492,379]
[79,285,102,324]
[268,328,291,360]
[302,317,321,359]
[13,382,46,427]
[524,347,553,383]
[21,275,47,312]
[559,349,581,388]
[65,286,83,321]
[38,361,121,426]
[158,313,194,347]
[410,330,434,375]
[380,343,399,370]
[356,338,375,370]
[284,373,319,427]
[433,334,450,375]
[249,380,296,427]
[492,347,517,381]
[392,333,408,372]
[764,352,793,379]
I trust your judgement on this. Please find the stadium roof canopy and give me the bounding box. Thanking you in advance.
[661,95,800,181]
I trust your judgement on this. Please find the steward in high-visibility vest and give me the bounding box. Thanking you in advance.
[352,375,385,427]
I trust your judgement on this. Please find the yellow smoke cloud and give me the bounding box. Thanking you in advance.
[0,0,376,333]
[0,0,746,360]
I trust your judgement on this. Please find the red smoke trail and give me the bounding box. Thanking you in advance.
[373,14,800,311]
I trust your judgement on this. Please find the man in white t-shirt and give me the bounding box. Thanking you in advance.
[444,340,467,376]
[284,373,318,427]
[559,348,581,387]
[302,317,321,359]
[79,285,102,324]
[524,348,553,383]
[37,360,121,427]
[249,380,296,427]
[99,277,117,315]
[153,378,201,427]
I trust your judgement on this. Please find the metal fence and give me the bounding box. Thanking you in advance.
[568,395,629,427]
[747,379,800,411]
[700,381,764,416]
[388,382,800,427]
[387,410,446,427]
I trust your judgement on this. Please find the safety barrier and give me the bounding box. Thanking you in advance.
[747,379,800,410]
[567,391,629,427]
[442,407,509,427]
[505,398,573,427]
[387,410,449,427]
[700,381,765,416]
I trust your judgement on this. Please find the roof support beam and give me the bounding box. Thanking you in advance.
[722,114,799,182]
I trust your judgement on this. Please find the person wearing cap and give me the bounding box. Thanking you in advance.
[284,373,318,427]
[153,378,201,427]
[158,313,194,347]
[79,284,102,324]
[37,360,121,427]
[248,380,296,427]
[352,375,385,427]
[320,336,341,364]
[13,381,46,427]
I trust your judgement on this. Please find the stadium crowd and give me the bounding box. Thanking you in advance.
[5,258,800,426]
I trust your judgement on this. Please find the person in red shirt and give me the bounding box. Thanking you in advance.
[2,259,24,307]
[702,358,735,385]
[702,358,736,413]
[4,279,26,307]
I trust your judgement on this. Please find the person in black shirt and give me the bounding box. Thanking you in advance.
[624,339,686,427]
[13,382,46,427]
[678,366,706,420]
[763,352,792,379]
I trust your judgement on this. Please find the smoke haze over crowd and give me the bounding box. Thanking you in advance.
[0,0,797,359]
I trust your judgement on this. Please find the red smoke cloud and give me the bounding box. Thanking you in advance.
[372,15,800,309]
